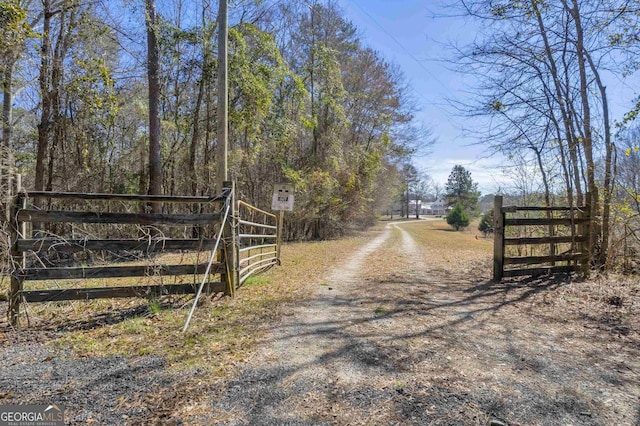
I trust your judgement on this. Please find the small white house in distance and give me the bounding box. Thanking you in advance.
[422,200,449,216]
[408,199,449,216]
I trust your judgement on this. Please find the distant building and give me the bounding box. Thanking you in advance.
[407,199,450,216]
[385,198,450,217]
[422,199,449,216]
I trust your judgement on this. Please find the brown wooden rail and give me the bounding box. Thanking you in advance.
[22,282,225,302]
[17,238,215,253]
[493,195,590,281]
[8,188,230,327]
[20,262,221,280]
[22,190,228,203]
[17,209,220,225]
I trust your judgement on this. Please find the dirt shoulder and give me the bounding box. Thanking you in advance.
[1,219,638,425]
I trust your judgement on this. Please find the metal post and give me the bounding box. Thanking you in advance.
[406,185,409,219]
[276,210,284,265]
[493,195,504,282]
[222,181,236,296]
[215,0,228,193]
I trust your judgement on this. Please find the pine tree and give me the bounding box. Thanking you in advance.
[444,165,480,216]
[447,202,470,231]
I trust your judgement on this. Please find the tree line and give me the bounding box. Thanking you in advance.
[3,0,640,272]
[0,0,428,240]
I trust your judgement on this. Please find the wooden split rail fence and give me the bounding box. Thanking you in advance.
[493,195,591,281]
[5,181,281,326]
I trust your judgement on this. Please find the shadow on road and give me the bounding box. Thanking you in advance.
[208,268,639,425]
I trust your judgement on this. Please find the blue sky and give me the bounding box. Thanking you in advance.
[336,0,507,194]
[336,0,640,195]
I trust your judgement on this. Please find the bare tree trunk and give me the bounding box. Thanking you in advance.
[2,63,13,153]
[567,137,583,205]
[190,74,205,197]
[204,73,215,193]
[1,61,14,222]
[566,0,598,266]
[146,0,163,211]
[189,72,205,240]
[35,0,53,192]
[309,6,317,157]
[560,31,584,206]
[46,10,70,193]
[585,50,613,268]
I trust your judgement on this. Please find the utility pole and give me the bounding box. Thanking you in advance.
[216,0,228,194]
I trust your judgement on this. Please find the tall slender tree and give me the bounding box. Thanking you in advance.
[145,0,162,208]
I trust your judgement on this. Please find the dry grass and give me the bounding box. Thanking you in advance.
[403,219,492,257]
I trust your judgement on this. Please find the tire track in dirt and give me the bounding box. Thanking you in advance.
[209,222,422,425]
[325,224,393,288]
[392,223,420,266]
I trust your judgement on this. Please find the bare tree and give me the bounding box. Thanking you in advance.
[452,0,627,269]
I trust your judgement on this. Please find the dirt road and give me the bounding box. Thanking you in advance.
[0,220,637,425]
[204,221,640,425]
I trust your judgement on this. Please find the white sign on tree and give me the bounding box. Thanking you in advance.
[271,184,295,211]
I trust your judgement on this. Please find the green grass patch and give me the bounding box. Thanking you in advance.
[242,275,273,286]
[148,299,161,315]
[374,306,390,315]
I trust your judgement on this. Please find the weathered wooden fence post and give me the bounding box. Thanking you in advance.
[493,195,505,282]
[581,192,591,277]
[222,181,237,296]
[1,155,13,224]
[8,177,25,327]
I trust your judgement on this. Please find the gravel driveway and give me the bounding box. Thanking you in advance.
[201,221,639,425]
